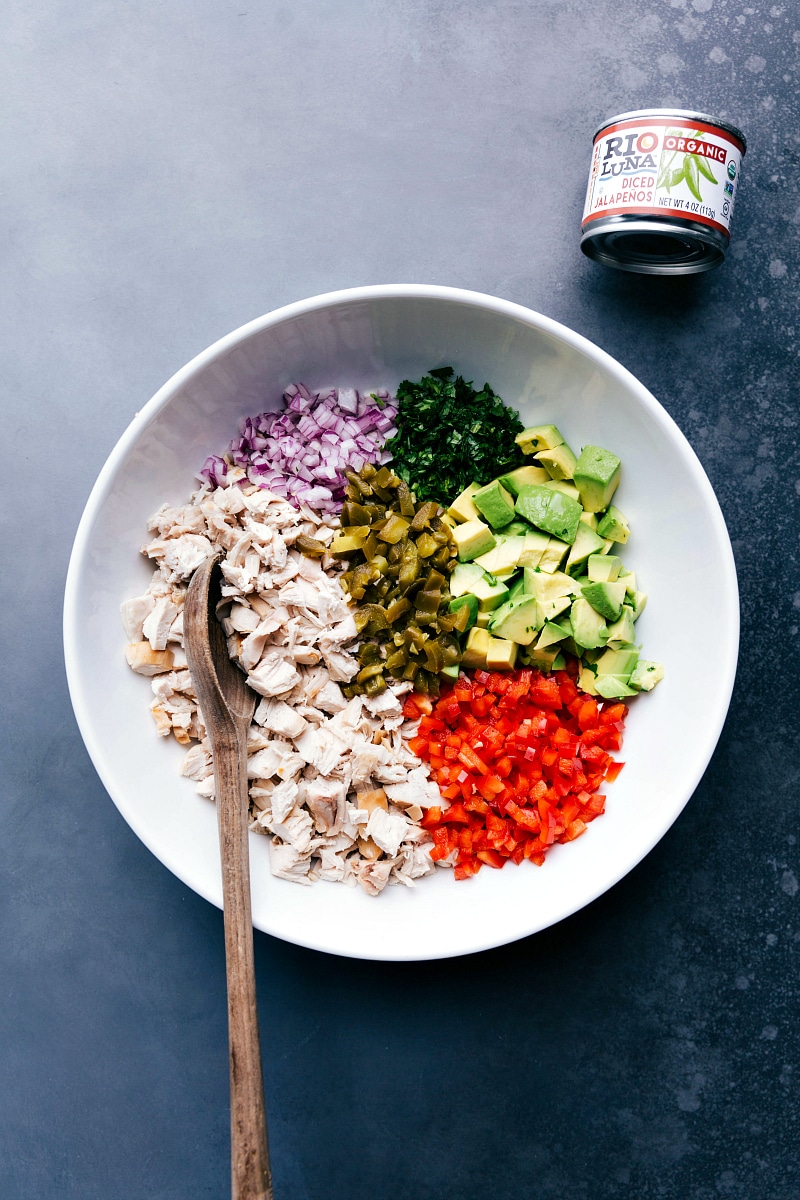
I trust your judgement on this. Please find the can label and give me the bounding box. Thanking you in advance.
[582,116,744,238]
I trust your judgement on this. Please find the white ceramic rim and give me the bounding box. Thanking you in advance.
[63,284,739,958]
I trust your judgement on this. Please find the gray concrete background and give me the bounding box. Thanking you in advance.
[2,2,798,1197]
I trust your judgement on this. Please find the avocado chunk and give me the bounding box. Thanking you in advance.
[578,666,598,695]
[499,465,551,495]
[581,579,627,622]
[473,535,525,576]
[535,443,578,481]
[496,460,554,494]
[517,530,551,568]
[570,598,609,649]
[587,554,622,582]
[502,519,533,536]
[524,645,565,672]
[447,482,481,524]
[566,524,606,574]
[471,574,510,612]
[538,537,570,572]
[579,511,599,531]
[448,592,479,632]
[452,518,496,562]
[630,659,664,691]
[473,479,517,530]
[523,567,579,602]
[440,663,460,679]
[514,423,565,455]
[515,485,583,545]
[594,675,637,699]
[618,568,636,596]
[605,605,636,646]
[461,626,492,669]
[536,620,571,649]
[488,596,541,645]
[595,647,640,678]
[449,561,485,597]
[630,590,648,620]
[476,610,492,628]
[573,445,621,513]
[507,574,526,602]
[541,479,581,502]
[486,637,519,671]
[597,504,631,544]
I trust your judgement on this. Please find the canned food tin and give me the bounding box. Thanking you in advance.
[581,108,746,274]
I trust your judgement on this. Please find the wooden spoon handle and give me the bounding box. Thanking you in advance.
[215,724,273,1200]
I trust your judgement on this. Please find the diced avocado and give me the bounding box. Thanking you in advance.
[499,465,551,495]
[471,575,510,612]
[536,620,571,649]
[605,605,636,647]
[581,579,627,622]
[473,479,517,530]
[476,610,492,628]
[493,569,516,581]
[508,574,526,602]
[566,524,606,574]
[447,483,481,524]
[535,442,578,481]
[587,554,622,582]
[630,590,648,621]
[579,511,599,531]
[541,479,582,502]
[514,423,565,455]
[453,518,496,562]
[515,485,582,545]
[561,636,581,658]
[573,445,621,512]
[486,637,519,671]
[440,512,457,530]
[473,535,525,576]
[448,592,479,631]
[570,598,609,649]
[518,530,551,568]
[596,647,640,678]
[461,626,493,669]
[440,663,460,679]
[594,675,637,699]
[525,645,565,672]
[579,669,598,697]
[618,568,637,597]
[581,646,605,664]
[523,568,579,602]
[488,596,541,645]
[630,659,664,691]
[597,504,630,544]
[538,537,570,572]
[502,520,532,536]
[449,561,485,597]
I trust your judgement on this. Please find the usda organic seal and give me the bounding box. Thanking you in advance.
[581,108,747,274]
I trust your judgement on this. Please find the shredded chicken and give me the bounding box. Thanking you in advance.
[123,478,440,895]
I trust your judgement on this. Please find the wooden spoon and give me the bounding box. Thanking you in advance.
[184,550,273,1200]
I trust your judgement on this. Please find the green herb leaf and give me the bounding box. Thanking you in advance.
[384,368,524,504]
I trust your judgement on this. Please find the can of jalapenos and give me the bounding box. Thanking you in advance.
[581,108,746,274]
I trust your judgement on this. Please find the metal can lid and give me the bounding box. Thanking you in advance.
[581,218,728,275]
[592,108,746,154]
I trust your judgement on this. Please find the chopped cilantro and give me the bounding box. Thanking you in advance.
[384,367,525,503]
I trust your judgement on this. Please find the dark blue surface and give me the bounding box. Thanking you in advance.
[2,2,798,1197]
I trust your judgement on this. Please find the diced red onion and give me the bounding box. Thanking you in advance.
[199,382,398,514]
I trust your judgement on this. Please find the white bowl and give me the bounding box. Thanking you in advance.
[64,285,738,961]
